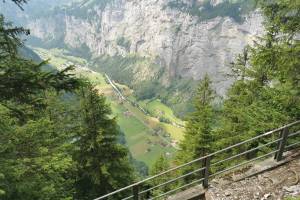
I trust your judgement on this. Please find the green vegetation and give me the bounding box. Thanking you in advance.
[74,84,134,199]
[91,54,159,87]
[149,155,172,196]
[0,1,134,199]
[177,75,216,164]
[2,0,299,199]
[110,100,176,166]
[151,0,300,193]
[139,99,184,126]
[117,36,131,51]
[178,0,300,169]
[134,77,198,118]
[168,0,257,23]
[92,54,197,118]
[32,47,183,167]
[285,197,300,200]
[174,75,217,184]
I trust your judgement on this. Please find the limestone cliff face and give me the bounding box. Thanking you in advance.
[26,0,264,94]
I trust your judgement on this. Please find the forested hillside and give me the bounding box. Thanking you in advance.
[0,0,299,199]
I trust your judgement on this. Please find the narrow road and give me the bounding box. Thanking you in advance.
[104,73,126,100]
[104,73,148,114]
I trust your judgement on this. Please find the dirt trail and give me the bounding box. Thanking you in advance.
[206,152,300,200]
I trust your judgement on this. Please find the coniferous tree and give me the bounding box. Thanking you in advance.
[0,14,81,120]
[215,0,300,164]
[177,74,216,163]
[74,84,134,199]
[0,23,134,199]
[174,74,216,183]
[1,2,136,198]
[0,5,81,198]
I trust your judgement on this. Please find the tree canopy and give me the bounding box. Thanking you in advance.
[0,1,134,199]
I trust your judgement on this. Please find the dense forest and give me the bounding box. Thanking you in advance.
[0,0,299,199]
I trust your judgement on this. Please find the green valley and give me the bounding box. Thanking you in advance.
[32,47,185,166]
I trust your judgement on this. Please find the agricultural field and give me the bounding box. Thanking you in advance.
[32,47,185,167]
[139,99,185,126]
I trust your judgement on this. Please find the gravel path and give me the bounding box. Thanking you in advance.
[206,153,300,200]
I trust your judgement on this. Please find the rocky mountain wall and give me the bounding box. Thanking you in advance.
[23,0,264,94]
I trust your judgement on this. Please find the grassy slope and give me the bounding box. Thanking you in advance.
[139,99,185,141]
[32,47,183,166]
[140,99,185,126]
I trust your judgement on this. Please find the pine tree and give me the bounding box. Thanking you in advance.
[74,84,134,199]
[174,75,217,183]
[1,2,137,199]
[0,14,81,120]
[0,114,76,200]
[215,0,300,165]
[178,74,216,162]
[0,2,82,199]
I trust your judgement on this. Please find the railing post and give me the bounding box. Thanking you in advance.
[132,184,140,200]
[275,127,289,162]
[145,184,151,199]
[202,156,211,189]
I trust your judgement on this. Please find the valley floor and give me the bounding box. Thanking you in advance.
[32,47,186,167]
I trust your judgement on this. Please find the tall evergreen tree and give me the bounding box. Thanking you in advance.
[177,74,216,162]
[74,84,134,199]
[0,4,82,198]
[174,75,217,183]
[1,2,137,199]
[215,0,300,163]
[0,110,76,200]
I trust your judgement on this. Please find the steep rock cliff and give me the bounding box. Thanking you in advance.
[25,0,263,95]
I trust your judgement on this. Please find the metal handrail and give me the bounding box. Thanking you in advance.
[288,130,300,138]
[210,149,279,178]
[139,167,206,195]
[211,138,281,167]
[95,120,300,200]
[286,141,300,149]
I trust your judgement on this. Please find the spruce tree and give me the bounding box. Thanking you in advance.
[177,74,216,162]
[215,0,300,164]
[0,14,81,120]
[0,2,82,199]
[74,84,134,199]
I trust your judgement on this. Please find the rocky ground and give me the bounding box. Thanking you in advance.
[206,152,300,200]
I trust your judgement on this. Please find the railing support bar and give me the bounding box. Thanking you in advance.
[203,156,211,189]
[145,184,151,199]
[132,184,140,200]
[275,127,289,162]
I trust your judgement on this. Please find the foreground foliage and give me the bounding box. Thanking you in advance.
[0,1,134,199]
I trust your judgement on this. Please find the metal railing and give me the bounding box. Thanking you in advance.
[95,120,300,200]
